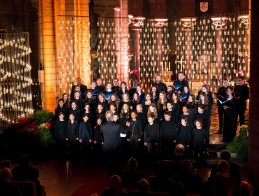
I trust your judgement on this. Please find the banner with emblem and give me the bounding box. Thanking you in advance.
[195,0,212,16]
[200,2,208,12]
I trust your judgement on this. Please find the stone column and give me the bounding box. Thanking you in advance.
[39,0,58,112]
[114,0,129,85]
[249,1,259,195]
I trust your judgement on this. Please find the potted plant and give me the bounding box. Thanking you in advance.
[226,125,248,161]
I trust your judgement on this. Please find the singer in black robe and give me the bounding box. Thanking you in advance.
[222,87,237,143]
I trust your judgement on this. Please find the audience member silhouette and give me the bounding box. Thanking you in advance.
[120,158,145,189]
[240,181,253,196]
[137,178,149,196]
[101,175,128,196]
[12,155,44,196]
[202,160,238,196]
[169,144,188,161]
[0,167,22,196]
[179,159,203,194]
[210,150,241,186]
[148,161,185,194]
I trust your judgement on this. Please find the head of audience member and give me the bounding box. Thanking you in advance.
[181,159,194,173]
[109,175,122,193]
[217,160,230,177]
[0,160,11,169]
[127,157,138,172]
[90,193,99,196]
[175,144,185,156]
[220,150,231,161]
[106,110,114,122]
[240,181,253,196]
[138,178,149,194]
[0,167,12,181]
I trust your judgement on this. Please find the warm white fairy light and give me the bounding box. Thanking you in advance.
[57,16,91,95]
[139,19,170,90]
[0,32,33,122]
[97,17,117,84]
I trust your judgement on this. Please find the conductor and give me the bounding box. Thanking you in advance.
[100,110,122,175]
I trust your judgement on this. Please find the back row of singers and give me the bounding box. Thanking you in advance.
[69,73,188,101]
[55,72,213,126]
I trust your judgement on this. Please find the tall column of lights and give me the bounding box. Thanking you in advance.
[153,19,170,83]
[57,15,91,96]
[73,16,91,88]
[129,15,145,82]
[139,19,169,91]
[191,16,216,93]
[211,17,229,83]
[114,8,122,83]
[238,15,250,78]
[180,18,196,82]
[58,17,75,96]
[114,0,130,85]
[0,33,33,123]
[97,18,116,84]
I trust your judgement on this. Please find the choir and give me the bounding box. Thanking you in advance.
[54,73,249,159]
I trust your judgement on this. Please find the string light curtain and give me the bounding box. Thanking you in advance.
[97,18,117,84]
[0,32,33,123]
[57,15,91,96]
[139,19,170,91]
[174,13,248,94]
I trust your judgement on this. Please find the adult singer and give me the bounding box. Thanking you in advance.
[215,79,228,134]
[100,110,122,176]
